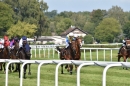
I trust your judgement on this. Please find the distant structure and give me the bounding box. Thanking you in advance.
[60,25,88,37]
[36,25,88,45]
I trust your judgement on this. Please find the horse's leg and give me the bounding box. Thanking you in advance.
[123,56,128,70]
[28,63,31,75]
[23,64,27,79]
[66,64,70,72]
[9,64,12,72]
[118,55,121,62]
[18,63,20,78]
[3,63,6,73]
[0,63,2,71]
[65,64,68,69]
[75,65,78,72]
[14,63,18,72]
[12,63,14,71]
[61,64,64,74]
[69,64,73,75]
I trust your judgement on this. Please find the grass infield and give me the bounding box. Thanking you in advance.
[0,49,130,86]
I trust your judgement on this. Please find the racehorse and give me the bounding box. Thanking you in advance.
[56,36,82,75]
[9,40,20,72]
[17,40,31,79]
[0,47,10,72]
[72,37,82,60]
[118,40,130,69]
[56,42,74,75]
[71,37,82,71]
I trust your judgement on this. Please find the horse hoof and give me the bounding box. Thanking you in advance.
[28,72,31,75]
[13,70,18,72]
[70,72,72,75]
[67,69,69,72]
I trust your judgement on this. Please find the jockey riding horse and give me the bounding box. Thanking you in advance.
[16,36,31,78]
[118,39,130,62]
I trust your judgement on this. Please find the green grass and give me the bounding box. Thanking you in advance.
[0,49,129,86]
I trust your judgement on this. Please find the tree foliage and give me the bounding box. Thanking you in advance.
[2,0,48,37]
[83,22,95,35]
[122,21,130,38]
[107,6,125,26]
[0,1,129,43]
[84,34,93,44]
[7,21,37,37]
[0,2,14,35]
[90,9,105,26]
[56,18,72,35]
[94,18,121,43]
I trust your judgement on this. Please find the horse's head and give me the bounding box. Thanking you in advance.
[76,37,82,48]
[70,40,77,55]
[22,40,27,47]
[14,41,19,51]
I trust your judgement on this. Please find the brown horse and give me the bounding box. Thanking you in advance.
[56,37,82,74]
[17,41,31,79]
[9,40,20,72]
[118,40,130,62]
[118,40,130,69]
[0,47,10,72]
[72,37,82,60]
[56,42,74,75]
[71,37,82,71]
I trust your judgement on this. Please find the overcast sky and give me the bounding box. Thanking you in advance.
[44,0,130,13]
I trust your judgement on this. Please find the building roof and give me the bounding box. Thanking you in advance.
[60,26,88,36]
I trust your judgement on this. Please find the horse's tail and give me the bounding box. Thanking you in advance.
[56,46,61,52]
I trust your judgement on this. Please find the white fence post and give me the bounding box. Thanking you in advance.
[20,60,36,86]
[5,60,20,86]
[77,62,95,86]
[104,49,105,61]
[36,61,53,86]
[102,63,122,86]
[83,49,86,60]
[55,61,72,86]
[30,45,119,61]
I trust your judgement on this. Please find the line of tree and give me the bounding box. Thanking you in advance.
[0,0,130,43]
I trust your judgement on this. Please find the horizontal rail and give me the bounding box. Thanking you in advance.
[0,59,129,86]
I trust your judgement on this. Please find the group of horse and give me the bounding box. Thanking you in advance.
[0,40,31,79]
[56,38,130,73]
[56,36,82,75]
[1,36,130,78]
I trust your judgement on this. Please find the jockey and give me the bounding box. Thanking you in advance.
[73,34,78,40]
[3,35,10,57]
[18,36,31,56]
[14,36,19,42]
[65,32,74,48]
[118,38,127,54]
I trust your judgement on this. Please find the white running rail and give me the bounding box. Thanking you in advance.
[1,59,130,86]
